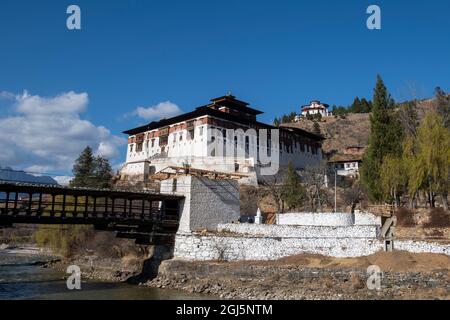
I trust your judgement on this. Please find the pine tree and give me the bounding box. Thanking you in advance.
[361,75,403,201]
[349,97,362,113]
[360,98,372,113]
[70,146,96,187]
[273,118,280,127]
[70,147,113,188]
[282,162,306,210]
[94,156,113,189]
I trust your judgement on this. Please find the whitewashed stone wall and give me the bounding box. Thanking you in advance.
[218,223,379,239]
[395,240,450,256]
[354,212,382,226]
[276,212,355,226]
[174,233,383,260]
[276,212,382,227]
[161,175,240,232]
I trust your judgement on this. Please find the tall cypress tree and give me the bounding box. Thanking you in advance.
[361,75,403,201]
[70,146,96,187]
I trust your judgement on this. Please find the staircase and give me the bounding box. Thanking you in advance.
[380,205,397,252]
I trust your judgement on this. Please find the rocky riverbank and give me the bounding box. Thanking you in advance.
[145,251,450,300]
[45,256,142,282]
[45,245,174,283]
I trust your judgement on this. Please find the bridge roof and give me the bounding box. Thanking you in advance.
[0,181,184,201]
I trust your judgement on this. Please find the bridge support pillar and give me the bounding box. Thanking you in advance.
[160,175,240,233]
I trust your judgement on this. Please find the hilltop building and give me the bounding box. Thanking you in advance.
[295,101,331,121]
[120,94,324,183]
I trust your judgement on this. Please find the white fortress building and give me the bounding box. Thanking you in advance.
[297,100,331,119]
[120,94,324,183]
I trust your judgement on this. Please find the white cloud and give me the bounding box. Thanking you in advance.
[133,101,182,121]
[15,90,88,115]
[53,176,73,186]
[0,91,15,100]
[0,91,126,176]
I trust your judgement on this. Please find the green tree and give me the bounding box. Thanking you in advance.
[282,162,306,210]
[349,97,362,113]
[94,156,113,189]
[273,118,280,127]
[380,155,407,205]
[361,75,404,201]
[360,98,372,113]
[70,147,113,188]
[408,112,450,209]
[331,105,348,117]
[70,146,96,187]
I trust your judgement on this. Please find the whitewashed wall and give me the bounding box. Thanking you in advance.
[276,212,355,226]
[354,212,382,226]
[395,240,449,256]
[276,212,382,227]
[218,223,379,238]
[174,233,383,260]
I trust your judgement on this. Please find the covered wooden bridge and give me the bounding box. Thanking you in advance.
[0,181,184,245]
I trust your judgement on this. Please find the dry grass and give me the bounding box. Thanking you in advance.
[396,208,416,227]
[424,208,450,228]
[282,113,371,155]
[258,251,450,273]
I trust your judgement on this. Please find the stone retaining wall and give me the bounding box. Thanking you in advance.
[276,212,382,227]
[218,223,379,239]
[276,212,355,226]
[354,212,382,226]
[174,233,383,260]
[395,240,449,256]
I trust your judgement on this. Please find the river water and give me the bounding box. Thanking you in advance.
[0,248,206,300]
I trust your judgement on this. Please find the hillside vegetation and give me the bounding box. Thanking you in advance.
[282,98,439,156]
[282,113,370,155]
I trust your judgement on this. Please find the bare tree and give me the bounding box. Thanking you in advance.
[301,161,329,212]
[343,181,366,213]
[434,87,450,128]
[398,100,419,138]
[259,175,286,214]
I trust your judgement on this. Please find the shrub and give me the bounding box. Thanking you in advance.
[34,225,93,257]
[396,208,416,227]
[424,208,450,228]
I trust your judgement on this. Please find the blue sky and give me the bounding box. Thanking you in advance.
[0,0,449,180]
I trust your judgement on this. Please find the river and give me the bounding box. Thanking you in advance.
[0,247,206,300]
